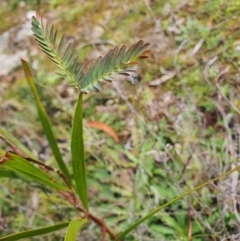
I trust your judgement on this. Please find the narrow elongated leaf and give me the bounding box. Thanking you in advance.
[114,165,240,240]
[0,152,68,191]
[0,164,49,186]
[0,150,18,178]
[0,153,49,184]
[0,222,69,241]
[21,60,71,184]
[71,93,88,210]
[64,219,87,241]
[0,168,18,178]
[0,126,35,158]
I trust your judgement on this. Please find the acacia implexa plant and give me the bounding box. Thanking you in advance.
[0,14,150,241]
[1,13,239,241]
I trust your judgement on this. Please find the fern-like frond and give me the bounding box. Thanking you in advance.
[31,14,150,94]
[79,40,150,93]
[31,15,83,85]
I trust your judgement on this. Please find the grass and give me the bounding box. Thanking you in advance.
[1,0,240,240]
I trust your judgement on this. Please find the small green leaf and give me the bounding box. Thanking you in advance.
[103,49,113,74]
[57,34,65,54]
[31,15,39,26]
[70,57,78,74]
[64,219,87,241]
[21,60,72,185]
[0,152,68,191]
[62,43,72,62]
[122,42,136,63]
[92,56,102,80]
[138,42,151,55]
[71,93,88,210]
[0,222,69,241]
[49,25,54,42]
[115,45,126,67]
[110,46,118,70]
[98,55,107,78]
[129,40,144,60]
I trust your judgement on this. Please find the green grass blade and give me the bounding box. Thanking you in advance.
[114,165,240,240]
[64,219,87,241]
[21,60,71,184]
[0,152,68,191]
[71,93,88,211]
[0,221,69,241]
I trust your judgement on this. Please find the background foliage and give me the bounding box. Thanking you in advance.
[1,0,240,240]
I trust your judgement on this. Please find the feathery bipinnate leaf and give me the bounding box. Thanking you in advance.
[31,15,83,85]
[31,15,150,94]
[79,40,150,93]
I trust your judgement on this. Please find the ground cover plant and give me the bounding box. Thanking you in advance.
[1,0,240,241]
